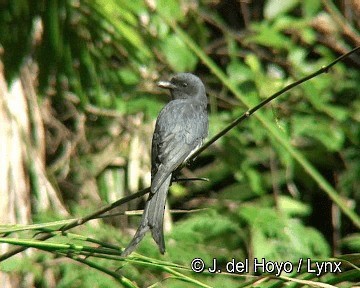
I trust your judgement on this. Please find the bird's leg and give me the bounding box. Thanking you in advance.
[171,171,209,184]
[186,158,196,167]
[170,171,181,186]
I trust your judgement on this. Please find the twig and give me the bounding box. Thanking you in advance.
[173,177,210,182]
[322,0,360,46]
[0,177,208,261]
[168,5,360,228]
[0,188,150,261]
[1,47,359,262]
[187,46,360,161]
[99,208,208,218]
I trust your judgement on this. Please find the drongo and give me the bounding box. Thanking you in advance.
[122,73,208,256]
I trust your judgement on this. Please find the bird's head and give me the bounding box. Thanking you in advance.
[157,73,206,101]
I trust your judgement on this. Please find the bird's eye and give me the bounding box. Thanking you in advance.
[182,82,188,87]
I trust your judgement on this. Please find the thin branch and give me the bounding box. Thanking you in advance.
[173,177,210,182]
[0,188,150,261]
[188,46,360,161]
[0,179,207,261]
[159,10,360,228]
[66,255,129,285]
[173,2,360,227]
[1,47,359,262]
[322,0,360,46]
[99,208,208,218]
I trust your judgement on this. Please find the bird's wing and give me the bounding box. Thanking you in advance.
[151,99,207,193]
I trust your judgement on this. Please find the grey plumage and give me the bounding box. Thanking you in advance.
[122,73,208,256]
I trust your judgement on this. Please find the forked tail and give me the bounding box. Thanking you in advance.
[121,175,171,256]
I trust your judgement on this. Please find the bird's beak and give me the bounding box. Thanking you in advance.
[157,80,177,90]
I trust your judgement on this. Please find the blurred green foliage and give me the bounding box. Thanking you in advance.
[0,0,359,287]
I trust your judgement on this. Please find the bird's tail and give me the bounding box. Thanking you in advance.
[121,175,171,256]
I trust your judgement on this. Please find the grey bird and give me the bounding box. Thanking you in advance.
[122,73,208,256]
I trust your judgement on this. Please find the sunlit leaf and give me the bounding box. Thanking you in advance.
[264,0,300,20]
[160,33,198,72]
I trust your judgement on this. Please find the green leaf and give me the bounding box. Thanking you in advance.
[246,22,292,50]
[117,96,163,118]
[160,34,198,72]
[226,60,253,85]
[118,68,140,86]
[156,0,184,22]
[342,234,360,252]
[239,206,330,261]
[244,54,262,75]
[244,168,265,195]
[303,0,322,17]
[264,0,300,20]
[292,115,345,151]
[90,0,151,59]
[300,27,317,44]
[278,195,311,216]
[168,210,238,262]
[321,104,349,121]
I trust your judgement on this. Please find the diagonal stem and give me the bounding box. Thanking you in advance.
[1,44,359,262]
[189,46,360,161]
